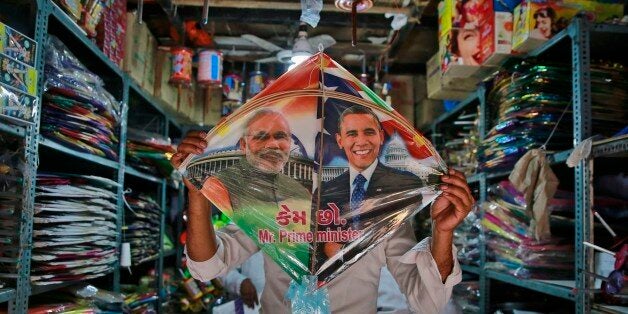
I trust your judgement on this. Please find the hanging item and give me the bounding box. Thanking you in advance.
[178,53,445,307]
[197,50,222,87]
[247,68,267,100]
[222,73,243,102]
[169,47,193,86]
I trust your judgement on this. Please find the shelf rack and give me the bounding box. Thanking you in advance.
[431,17,628,314]
[0,1,190,312]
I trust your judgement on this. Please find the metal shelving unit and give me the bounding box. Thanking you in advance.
[0,1,190,312]
[0,289,16,304]
[431,17,628,314]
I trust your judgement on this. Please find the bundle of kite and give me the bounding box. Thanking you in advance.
[123,193,162,264]
[482,181,574,279]
[30,173,118,285]
[126,128,176,177]
[41,36,120,160]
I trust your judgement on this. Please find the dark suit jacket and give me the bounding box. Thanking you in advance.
[314,163,425,280]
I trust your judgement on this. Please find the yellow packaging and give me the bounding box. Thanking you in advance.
[513,0,580,52]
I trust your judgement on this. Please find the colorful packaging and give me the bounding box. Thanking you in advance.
[53,0,82,21]
[96,0,126,67]
[0,83,38,124]
[426,52,478,100]
[481,11,514,66]
[512,0,580,52]
[0,22,37,67]
[80,0,107,37]
[438,0,493,76]
[0,53,38,96]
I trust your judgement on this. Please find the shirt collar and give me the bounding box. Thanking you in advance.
[349,159,379,186]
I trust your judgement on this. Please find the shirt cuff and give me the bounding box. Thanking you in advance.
[399,236,462,287]
[184,236,228,282]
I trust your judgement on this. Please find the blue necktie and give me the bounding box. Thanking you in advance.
[350,174,367,229]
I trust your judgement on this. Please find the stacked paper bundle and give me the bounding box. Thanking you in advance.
[31,174,118,285]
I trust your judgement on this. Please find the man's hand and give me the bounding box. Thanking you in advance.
[430,169,474,282]
[171,130,208,191]
[432,169,474,234]
[239,278,259,309]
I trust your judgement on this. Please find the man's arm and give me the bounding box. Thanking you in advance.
[384,222,461,313]
[186,190,218,262]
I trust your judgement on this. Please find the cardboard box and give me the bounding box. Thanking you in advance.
[0,83,38,125]
[481,11,514,66]
[385,75,415,124]
[203,87,223,126]
[512,0,580,52]
[415,99,445,130]
[438,0,494,76]
[123,12,148,84]
[178,84,196,121]
[143,35,157,92]
[0,53,37,96]
[0,22,37,67]
[96,0,126,67]
[426,53,478,100]
[153,49,178,111]
[191,87,206,125]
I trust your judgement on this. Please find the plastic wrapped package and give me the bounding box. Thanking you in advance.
[126,128,176,177]
[42,36,120,160]
[179,53,446,292]
[480,60,628,172]
[481,181,574,279]
[450,281,480,314]
[454,207,482,265]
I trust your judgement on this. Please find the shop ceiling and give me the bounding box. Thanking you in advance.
[136,0,439,74]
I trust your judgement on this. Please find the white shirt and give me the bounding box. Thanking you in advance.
[349,160,379,198]
[186,222,461,314]
[219,251,265,296]
[377,266,410,314]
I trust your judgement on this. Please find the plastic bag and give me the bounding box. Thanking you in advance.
[180,53,446,287]
[300,0,323,28]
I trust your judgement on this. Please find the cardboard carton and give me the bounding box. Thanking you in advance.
[512,0,579,52]
[426,52,478,100]
[203,87,222,126]
[153,49,178,112]
[143,35,157,92]
[123,12,147,84]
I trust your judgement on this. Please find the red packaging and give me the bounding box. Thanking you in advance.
[96,0,126,67]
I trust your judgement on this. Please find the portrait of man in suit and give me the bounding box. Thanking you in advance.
[316,105,425,277]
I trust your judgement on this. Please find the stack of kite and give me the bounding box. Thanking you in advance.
[31,174,118,285]
[0,136,24,280]
[123,193,161,264]
[126,128,176,177]
[481,181,574,279]
[41,36,120,160]
[478,60,627,172]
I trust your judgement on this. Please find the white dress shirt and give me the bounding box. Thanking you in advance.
[186,222,461,313]
[349,160,379,198]
[219,251,265,296]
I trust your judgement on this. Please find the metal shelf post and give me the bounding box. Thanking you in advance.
[569,17,594,314]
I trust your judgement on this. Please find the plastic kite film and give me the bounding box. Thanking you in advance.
[180,53,446,286]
